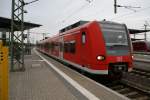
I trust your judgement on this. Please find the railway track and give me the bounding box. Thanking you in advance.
[109,68,150,100]
[41,52,150,100]
[105,81,150,100]
[81,72,150,100]
[133,52,150,55]
[104,68,150,100]
[62,63,150,99]
[131,68,150,79]
[82,70,150,100]
[61,62,150,99]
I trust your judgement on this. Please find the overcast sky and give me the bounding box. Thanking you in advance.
[0,0,150,42]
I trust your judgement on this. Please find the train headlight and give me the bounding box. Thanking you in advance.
[132,55,134,59]
[97,55,105,61]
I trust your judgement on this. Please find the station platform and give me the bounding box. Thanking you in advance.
[10,49,129,100]
[133,54,150,72]
[134,54,150,61]
[10,51,78,100]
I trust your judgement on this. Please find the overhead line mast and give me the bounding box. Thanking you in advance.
[11,0,25,71]
[114,0,140,14]
[114,0,117,14]
[144,21,150,41]
[11,0,39,71]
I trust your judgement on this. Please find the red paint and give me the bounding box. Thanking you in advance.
[37,20,133,75]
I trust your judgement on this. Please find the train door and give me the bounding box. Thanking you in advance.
[59,36,64,59]
[81,30,88,67]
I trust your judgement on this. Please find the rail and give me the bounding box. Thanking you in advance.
[133,52,150,55]
[134,58,150,63]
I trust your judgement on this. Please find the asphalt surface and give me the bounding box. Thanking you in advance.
[9,51,78,100]
[9,49,130,100]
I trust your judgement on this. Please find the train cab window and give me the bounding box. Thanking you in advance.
[82,32,86,44]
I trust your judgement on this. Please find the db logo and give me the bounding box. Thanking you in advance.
[117,56,122,62]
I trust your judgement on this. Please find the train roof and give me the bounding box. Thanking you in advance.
[59,21,88,33]
[59,20,150,35]
[39,20,150,43]
[99,20,124,25]
[59,20,126,33]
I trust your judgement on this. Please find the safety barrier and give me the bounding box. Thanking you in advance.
[0,41,8,100]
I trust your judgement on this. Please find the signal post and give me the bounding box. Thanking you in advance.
[0,34,9,100]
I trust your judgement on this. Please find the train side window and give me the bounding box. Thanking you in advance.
[64,41,76,54]
[64,42,69,53]
[60,42,63,52]
[70,41,76,54]
[82,32,86,44]
[51,42,54,50]
[45,42,49,49]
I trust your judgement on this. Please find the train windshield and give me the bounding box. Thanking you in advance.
[100,22,129,55]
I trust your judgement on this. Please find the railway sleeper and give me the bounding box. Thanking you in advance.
[132,96,150,100]
[111,85,124,90]
[132,70,150,77]
[116,88,130,93]
[124,91,138,97]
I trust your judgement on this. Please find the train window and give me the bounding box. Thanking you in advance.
[51,42,55,50]
[147,42,150,49]
[47,43,51,49]
[69,41,76,54]
[45,42,49,49]
[82,32,86,44]
[64,41,76,54]
[64,42,69,53]
[60,42,63,52]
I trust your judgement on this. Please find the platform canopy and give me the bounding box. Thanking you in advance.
[0,16,41,31]
[128,29,150,34]
[131,38,144,41]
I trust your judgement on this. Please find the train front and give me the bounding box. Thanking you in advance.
[99,21,133,76]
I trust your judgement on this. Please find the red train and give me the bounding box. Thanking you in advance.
[132,41,150,52]
[37,20,133,76]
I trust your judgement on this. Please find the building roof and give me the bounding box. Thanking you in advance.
[131,38,144,41]
[128,29,150,34]
[0,16,41,31]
